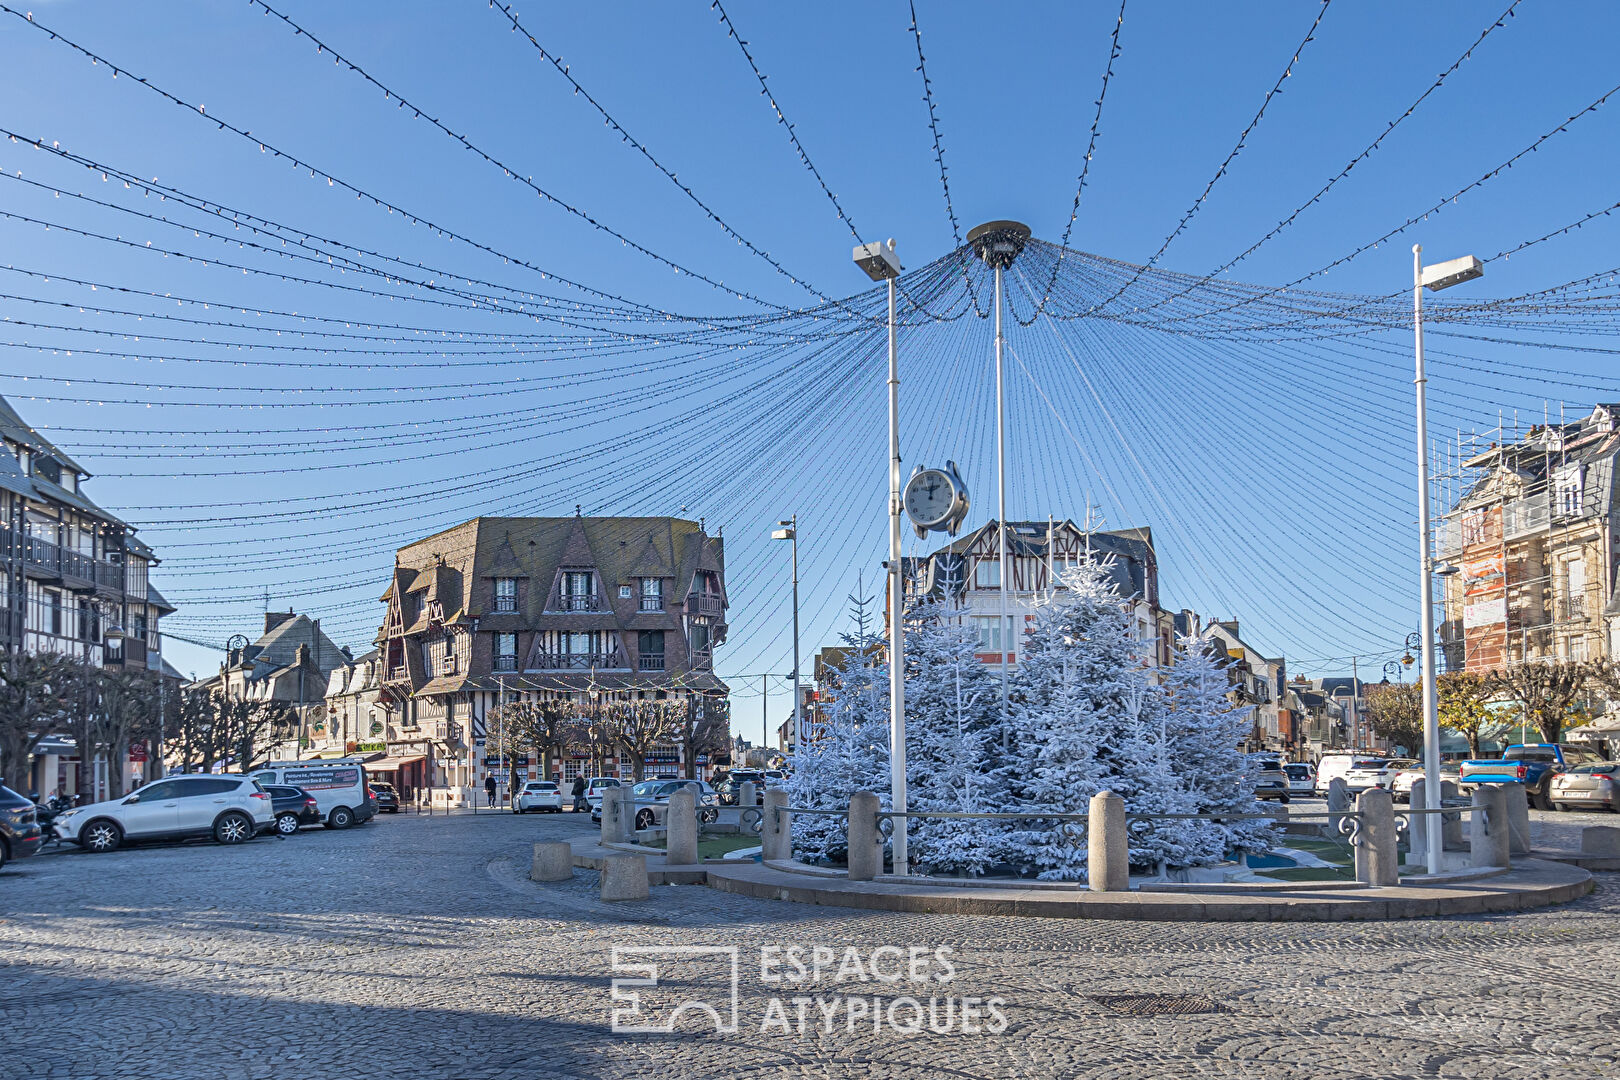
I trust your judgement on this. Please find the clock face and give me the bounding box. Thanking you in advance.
[904,469,956,528]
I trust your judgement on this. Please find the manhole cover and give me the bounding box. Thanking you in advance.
[1087,993,1223,1016]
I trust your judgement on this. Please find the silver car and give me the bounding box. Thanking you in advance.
[1342,758,1417,795]
[1549,763,1620,812]
[624,779,720,831]
[1254,760,1290,803]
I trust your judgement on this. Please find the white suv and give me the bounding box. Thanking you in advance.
[54,775,276,853]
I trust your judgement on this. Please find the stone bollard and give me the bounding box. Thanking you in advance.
[1581,826,1620,857]
[1325,777,1351,839]
[1471,785,1510,869]
[740,781,757,809]
[1354,788,1399,887]
[530,841,573,882]
[600,853,649,901]
[1408,779,1430,860]
[1502,783,1532,855]
[761,789,790,862]
[1088,791,1129,892]
[600,786,628,845]
[1441,781,1464,849]
[666,789,699,866]
[847,791,882,881]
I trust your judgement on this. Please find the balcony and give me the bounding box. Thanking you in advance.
[493,656,518,673]
[1559,596,1588,621]
[639,596,664,612]
[689,593,723,617]
[638,653,666,672]
[560,594,601,613]
[532,651,623,670]
[1502,497,1551,541]
[12,532,120,592]
[494,598,517,613]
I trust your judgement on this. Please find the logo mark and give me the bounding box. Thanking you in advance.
[610,946,740,1034]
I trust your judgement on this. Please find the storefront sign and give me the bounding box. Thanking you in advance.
[357,742,385,753]
[128,740,148,763]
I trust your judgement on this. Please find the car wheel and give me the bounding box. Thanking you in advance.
[700,807,719,824]
[81,819,121,853]
[1279,795,1291,805]
[0,837,9,870]
[328,806,355,829]
[1532,791,1554,812]
[276,812,301,836]
[214,812,253,845]
[634,809,655,831]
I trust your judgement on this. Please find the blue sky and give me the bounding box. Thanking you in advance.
[4,1,1620,742]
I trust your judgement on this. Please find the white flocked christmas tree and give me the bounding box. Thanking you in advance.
[783,589,890,865]
[901,597,1004,876]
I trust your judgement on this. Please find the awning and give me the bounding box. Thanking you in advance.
[368,754,427,772]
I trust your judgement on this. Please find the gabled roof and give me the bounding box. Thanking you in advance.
[0,394,85,475]
[0,444,35,499]
[146,583,176,615]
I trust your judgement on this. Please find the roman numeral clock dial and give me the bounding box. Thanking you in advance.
[903,461,970,540]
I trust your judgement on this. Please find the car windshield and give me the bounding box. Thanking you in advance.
[1351,758,1386,769]
[632,781,663,797]
[529,783,557,791]
[1257,761,1282,771]
[1284,765,1312,778]
[1568,763,1618,775]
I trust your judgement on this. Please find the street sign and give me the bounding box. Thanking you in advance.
[128,740,148,763]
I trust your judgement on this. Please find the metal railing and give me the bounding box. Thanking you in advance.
[532,651,622,670]
[639,596,664,612]
[637,653,665,671]
[561,594,600,612]
[493,656,517,673]
[689,593,723,617]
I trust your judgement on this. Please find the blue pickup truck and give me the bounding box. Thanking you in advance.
[1457,743,1606,810]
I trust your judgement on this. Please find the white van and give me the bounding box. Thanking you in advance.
[251,760,377,829]
[1314,752,1387,797]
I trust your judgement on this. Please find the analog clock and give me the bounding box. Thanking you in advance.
[903,461,970,538]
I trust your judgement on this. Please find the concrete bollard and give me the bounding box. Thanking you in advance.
[1408,779,1430,860]
[600,786,627,845]
[1581,825,1620,857]
[740,781,757,809]
[761,789,790,862]
[1088,791,1129,892]
[1325,777,1351,838]
[1354,788,1399,887]
[600,853,649,901]
[1441,781,1464,848]
[847,791,882,881]
[1471,785,1510,869]
[530,841,573,882]
[1502,783,1532,855]
[666,789,699,866]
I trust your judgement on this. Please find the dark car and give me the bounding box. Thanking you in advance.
[1,785,46,870]
[369,781,400,814]
[264,785,323,836]
[715,770,766,806]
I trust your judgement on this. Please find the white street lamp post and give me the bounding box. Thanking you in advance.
[1413,245,1483,875]
[770,518,802,760]
[854,238,906,873]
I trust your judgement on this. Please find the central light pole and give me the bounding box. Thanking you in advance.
[967,221,1031,736]
[1413,244,1483,875]
[770,518,801,757]
[854,238,906,873]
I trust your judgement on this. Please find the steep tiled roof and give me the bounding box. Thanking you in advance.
[0,394,86,475]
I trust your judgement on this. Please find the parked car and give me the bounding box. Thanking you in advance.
[1390,762,1460,803]
[1,785,45,870]
[1342,758,1418,795]
[1314,751,1386,795]
[583,777,622,812]
[1283,763,1316,796]
[369,780,400,813]
[593,779,720,829]
[715,770,766,805]
[1549,762,1620,813]
[1458,744,1605,810]
[250,761,377,828]
[52,775,276,852]
[1254,760,1290,803]
[514,781,564,813]
[263,785,323,836]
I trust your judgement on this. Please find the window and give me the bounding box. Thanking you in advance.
[495,632,517,671]
[130,779,183,802]
[133,614,148,641]
[639,630,666,671]
[494,578,517,612]
[49,590,63,635]
[973,616,1004,651]
[562,571,595,610]
[974,559,1000,588]
[173,778,242,797]
[441,651,457,674]
[565,631,594,655]
[640,577,663,611]
[619,584,632,598]
[690,623,710,653]
[1555,462,1585,516]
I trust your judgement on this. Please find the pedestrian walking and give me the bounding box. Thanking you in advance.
[484,774,496,809]
[571,775,587,813]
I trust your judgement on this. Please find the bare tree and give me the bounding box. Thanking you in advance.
[89,669,165,799]
[1364,681,1425,757]
[613,698,679,781]
[673,694,728,779]
[0,652,83,791]
[1486,660,1598,744]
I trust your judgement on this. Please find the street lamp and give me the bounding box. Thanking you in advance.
[770,518,801,765]
[1413,244,1483,875]
[854,237,909,874]
[967,220,1031,734]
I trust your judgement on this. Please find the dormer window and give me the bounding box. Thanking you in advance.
[494,578,517,613]
[31,454,61,486]
[640,578,663,612]
[561,571,596,611]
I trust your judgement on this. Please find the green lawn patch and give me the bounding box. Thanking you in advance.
[1255,865,1357,883]
[639,835,761,859]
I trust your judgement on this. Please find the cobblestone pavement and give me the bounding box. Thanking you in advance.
[2,807,1618,1080]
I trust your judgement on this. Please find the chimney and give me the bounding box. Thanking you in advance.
[264,609,296,634]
